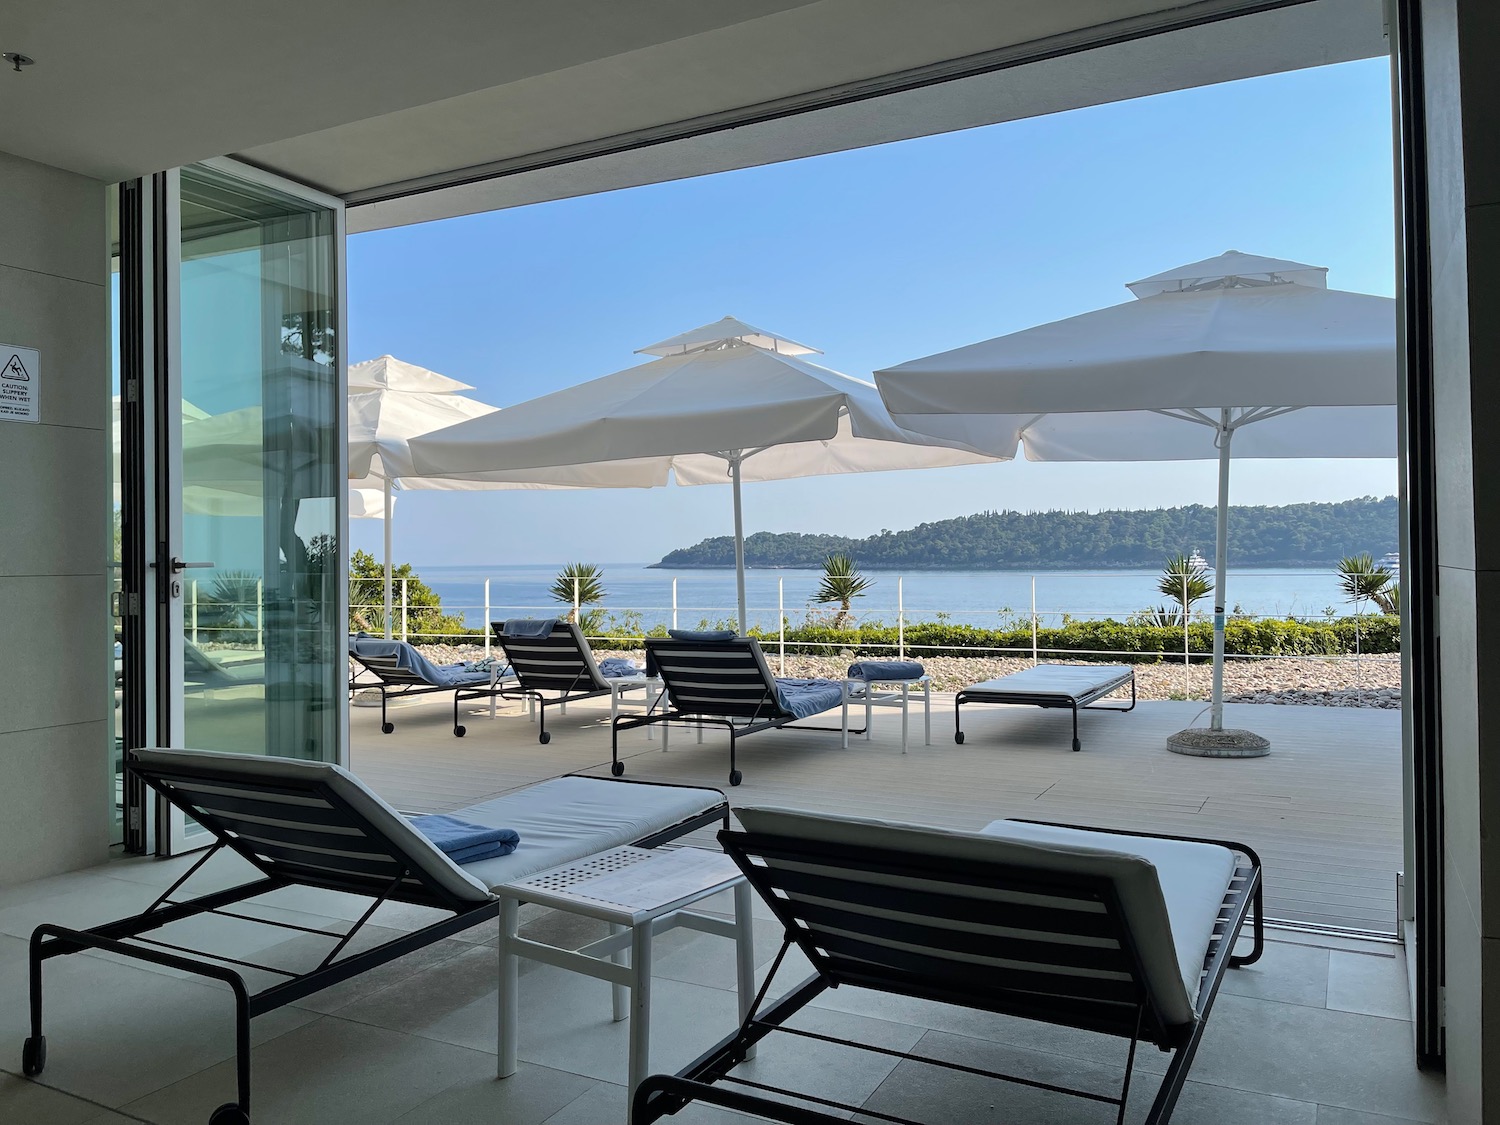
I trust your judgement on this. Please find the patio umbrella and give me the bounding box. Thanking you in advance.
[874,252,1397,752]
[409,317,999,632]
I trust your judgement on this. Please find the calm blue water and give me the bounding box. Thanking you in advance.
[402,563,1355,633]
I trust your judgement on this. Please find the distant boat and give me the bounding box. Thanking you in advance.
[1188,549,1208,570]
[1379,551,1401,574]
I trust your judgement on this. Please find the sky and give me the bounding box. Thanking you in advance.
[346,55,1398,567]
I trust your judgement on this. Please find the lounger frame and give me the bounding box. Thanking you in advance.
[492,620,653,744]
[348,644,514,737]
[633,819,1262,1125]
[612,637,851,786]
[955,664,1137,751]
[21,757,728,1125]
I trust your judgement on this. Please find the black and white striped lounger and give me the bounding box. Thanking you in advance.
[613,636,850,787]
[955,663,1137,751]
[19,748,727,1125]
[492,620,655,744]
[633,807,1263,1125]
[348,634,516,737]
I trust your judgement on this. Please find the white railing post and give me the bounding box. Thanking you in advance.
[573,576,581,630]
[1183,572,1191,697]
[671,577,678,631]
[898,577,905,660]
[401,579,409,642]
[778,577,785,675]
[484,577,492,656]
[190,579,199,645]
[1030,575,1038,666]
[255,579,264,649]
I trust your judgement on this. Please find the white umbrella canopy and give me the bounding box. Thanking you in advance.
[347,354,475,395]
[874,252,1397,745]
[410,319,1000,630]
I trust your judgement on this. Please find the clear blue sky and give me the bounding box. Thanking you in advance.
[347,57,1397,567]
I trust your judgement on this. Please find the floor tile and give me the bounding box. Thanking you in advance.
[0,935,317,1109]
[390,1060,595,1124]
[543,1078,766,1125]
[119,1015,493,1125]
[0,1071,121,1124]
[1326,950,1410,1021]
[1185,993,1443,1122]
[649,917,781,992]
[1316,1105,1432,1125]
[332,943,506,1051]
[1219,939,1331,1008]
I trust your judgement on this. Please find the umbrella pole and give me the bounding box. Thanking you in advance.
[383,478,394,640]
[730,454,747,634]
[1210,409,1232,731]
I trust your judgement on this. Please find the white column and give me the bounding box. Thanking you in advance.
[1210,408,1233,731]
[484,577,492,657]
[730,453,747,634]
[383,478,394,639]
[898,576,905,660]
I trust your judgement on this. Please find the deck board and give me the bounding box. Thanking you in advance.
[351,692,1403,933]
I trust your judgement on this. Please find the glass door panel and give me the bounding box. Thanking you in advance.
[160,163,343,853]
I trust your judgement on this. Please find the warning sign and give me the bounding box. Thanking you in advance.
[0,343,38,423]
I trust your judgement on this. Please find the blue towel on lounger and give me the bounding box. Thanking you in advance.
[408,814,520,865]
[349,637,492,688]
[501,618,559,638]
[846,660,926,682]
[598,657,643,679]
[773,678,845,720]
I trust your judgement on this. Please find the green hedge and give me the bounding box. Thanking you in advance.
[583,615,1401,662]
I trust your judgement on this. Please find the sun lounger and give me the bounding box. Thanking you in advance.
[633,807,1263,1125]
[347,634,515,737]
[612,635,850,786]
[955,663,1136,751]
[20,748,727,1125]
[492,619,655,744]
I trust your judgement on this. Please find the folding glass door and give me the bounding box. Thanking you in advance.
[119,159,347,855]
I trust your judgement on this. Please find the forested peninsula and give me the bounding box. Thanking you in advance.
[651,497,1398,570]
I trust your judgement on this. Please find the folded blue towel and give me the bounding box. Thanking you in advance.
[667,629,737,642]
[501,618,559,638]
[846,660,926,682]
[774,677,846,719]
[598,657,643,679]
[408,814,520,865]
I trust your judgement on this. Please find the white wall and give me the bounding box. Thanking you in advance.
[0,150,110,884]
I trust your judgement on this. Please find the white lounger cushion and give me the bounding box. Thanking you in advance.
[963,664,1133,701]
[135,750,723,905]
[735,806,1234,1029]
[978,820,1237,1023]
[453,776,725,888]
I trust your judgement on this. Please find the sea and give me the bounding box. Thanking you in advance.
[409,563,1357,633]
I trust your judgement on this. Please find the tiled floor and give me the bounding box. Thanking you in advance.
[0,846,1445,1124]
[353,690,1404,931]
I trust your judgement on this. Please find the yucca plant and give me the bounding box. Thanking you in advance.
[1337,553,1393,612]
[1157,553,1213,622]
[550,563,606,625]
[813,553,872,629]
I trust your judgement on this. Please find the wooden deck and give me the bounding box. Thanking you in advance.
[350,690,1404,933]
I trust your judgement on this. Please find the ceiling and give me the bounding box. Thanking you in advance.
[0,0,1385,230]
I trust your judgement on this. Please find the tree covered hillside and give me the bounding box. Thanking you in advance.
[652,497,1398,570]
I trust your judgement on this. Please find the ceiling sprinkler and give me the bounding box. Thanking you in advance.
[3,53,35,73]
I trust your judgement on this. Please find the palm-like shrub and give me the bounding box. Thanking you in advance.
[1146,553,1213,628]
[1338,553,1393,613]
[551,563,607,626]
[813,553,872,629]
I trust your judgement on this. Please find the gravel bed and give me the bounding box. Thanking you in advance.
[411,642,1402,709]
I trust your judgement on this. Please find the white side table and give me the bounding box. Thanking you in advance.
[495,846,754,1106]
[845,675,932,753]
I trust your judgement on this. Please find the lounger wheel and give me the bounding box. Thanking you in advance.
[538,731,551,745]
[954,731,965,745]
[729,770,742,787]
[21,1034,45,1076]
[208,1103,250,1125]
[1072,738,1081,752]
[454,725,467,737]
[380,721,395,735]
[610,761,625,777]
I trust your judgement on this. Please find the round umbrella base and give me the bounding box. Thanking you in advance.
[1166,727,1271,758]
